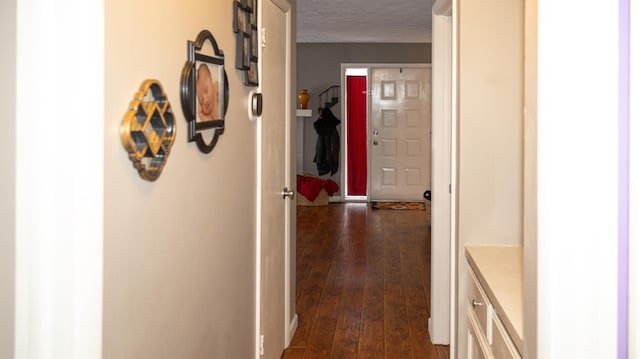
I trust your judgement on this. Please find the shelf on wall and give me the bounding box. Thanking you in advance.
[296,109,312,118]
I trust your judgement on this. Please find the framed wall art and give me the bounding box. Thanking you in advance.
[120,80,176,181]
[180,29,229,154]
[234,0,259,86]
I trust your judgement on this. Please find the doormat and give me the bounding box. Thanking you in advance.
[371,201,426,210]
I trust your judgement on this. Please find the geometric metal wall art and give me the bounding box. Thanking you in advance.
[120,79,177,181]
[234,0,259,86]
[180,29,229,154]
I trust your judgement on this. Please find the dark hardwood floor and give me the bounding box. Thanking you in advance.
[282,203,449,359]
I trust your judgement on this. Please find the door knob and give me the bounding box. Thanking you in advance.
[373,140,379,146]
[281,187,295,200]
[373,129,379,135]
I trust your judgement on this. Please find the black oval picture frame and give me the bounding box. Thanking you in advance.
[180,30,230,154]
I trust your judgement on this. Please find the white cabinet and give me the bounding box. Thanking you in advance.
[467,311,490,359]
[468,269,491,342]
[491,312,521,359]
[466,246,522,359]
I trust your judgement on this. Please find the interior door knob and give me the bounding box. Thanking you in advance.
[373,129,379,135]
[281,187,294,200]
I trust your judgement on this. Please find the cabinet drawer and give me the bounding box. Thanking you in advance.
[467,308,491,359]
[491,312,521,359]
[468,268,492,343]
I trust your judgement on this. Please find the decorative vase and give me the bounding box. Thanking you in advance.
[298,89,309,109]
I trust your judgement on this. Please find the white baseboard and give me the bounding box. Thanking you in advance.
[286,313,299,347]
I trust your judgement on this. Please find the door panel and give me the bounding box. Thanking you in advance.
[370,67,431,201]
[259,1,290,358]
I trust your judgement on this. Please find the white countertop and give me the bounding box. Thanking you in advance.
[465,245,523,353]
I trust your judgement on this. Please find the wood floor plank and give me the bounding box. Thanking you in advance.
[331,207,366,358]
[357,209,385,357]
[281,347,305,359]
[282,203,449,359]
[303,207,354,357]
[383,228,413,358]
[436,344,450,359]
[303,318,339,359]
[292,233,336,344]
[398,213,436,358]
[292,206,345,346]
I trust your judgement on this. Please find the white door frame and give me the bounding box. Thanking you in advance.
[430,1,452,345]
[341,65,369,201]
[449,0,459,356]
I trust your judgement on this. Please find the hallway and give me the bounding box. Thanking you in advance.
[282,203,449,358]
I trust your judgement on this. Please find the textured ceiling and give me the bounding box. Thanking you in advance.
[297,0,432,43]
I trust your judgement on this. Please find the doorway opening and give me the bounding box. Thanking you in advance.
[343,67,368,201]
[341,64,432,203]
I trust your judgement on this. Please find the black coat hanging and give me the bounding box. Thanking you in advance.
[313,108,341,176]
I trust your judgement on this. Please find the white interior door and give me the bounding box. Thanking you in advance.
[258,0,291,358]
[369,66,432,201]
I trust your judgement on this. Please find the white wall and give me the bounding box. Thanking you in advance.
[0,0,16,357]
[537,1,619,357]
[455,0,524,355]
[103,0,258,357]
[14,0,105,357]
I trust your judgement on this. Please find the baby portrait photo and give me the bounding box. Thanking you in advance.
[196,62,222,122]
